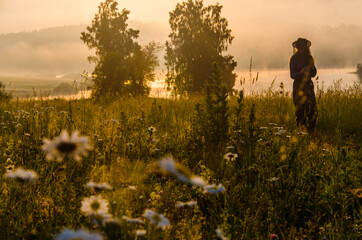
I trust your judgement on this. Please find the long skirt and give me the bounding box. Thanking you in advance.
[292,79,318,132]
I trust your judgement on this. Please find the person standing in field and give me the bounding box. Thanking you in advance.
[289,38,318,132]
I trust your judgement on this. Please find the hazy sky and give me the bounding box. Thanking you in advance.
[1,0,362,34]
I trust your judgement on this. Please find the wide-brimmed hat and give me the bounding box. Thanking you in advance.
[292,38,311,49]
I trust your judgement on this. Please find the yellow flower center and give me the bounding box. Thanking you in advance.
[57,142,77,153]
[90,201,100,211]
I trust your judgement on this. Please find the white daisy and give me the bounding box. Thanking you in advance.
[148,126,156,133]
[190,176,207,187]
[122,216,144,224]
[216,228,227,240]
[135,229,147,236]
[84,182,112,191]
[4,167,37,182]
[143,209,170,229]
[224,152,238,162]
[204,184,225,194]
[268,177,279,182]
[175,200,197,208]
[158,156,206,187]
[55,228,103,240]
[81,195,109,217]
[5,164,15,172]
[42,130,91,161]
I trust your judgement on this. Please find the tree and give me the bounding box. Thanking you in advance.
[81,0,160,98]
[165,0,237,94]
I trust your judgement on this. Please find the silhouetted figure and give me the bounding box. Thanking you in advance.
[289,38,317,132]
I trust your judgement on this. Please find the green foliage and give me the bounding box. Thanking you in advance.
[81,0,160,98]
[165,0,237,94]
[187,63,230,170]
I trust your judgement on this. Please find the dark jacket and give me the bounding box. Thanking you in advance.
[289,54,317,82]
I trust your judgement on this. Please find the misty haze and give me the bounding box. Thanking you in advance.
[0,1,361,96]
[0,1,361,239]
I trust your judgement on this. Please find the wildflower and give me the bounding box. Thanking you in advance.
[6,158,12,164]
[216,228,227,240]
[111,119,119,124]
[4,167,37,182]
[128,185,137,190]
[5,165,15,172]
[270,234,279,240]
[265,141,271,146]
[224,152,238,162]
[126,143,135,149]
[158,156,207,187]
[260,127,268,130]
[204,184,225,194]
[122,216,144,224]
[143,209,170,229]
[189,176,207,187]
[81,195,109,217]
[176,200,197,208]
[55,228,103,240]
[24,133,31,137]
[276,130,286,135]
[16,123,21,128]
[148,126,156,133]
[135,229,147,236]
[42,130,91,161]
[269,123,278,126]
[298,131,308,136]
[268,177,279,182]
[226,146,234,151]
[84,182,112,191]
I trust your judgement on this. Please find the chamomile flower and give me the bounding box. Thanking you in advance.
[189,176,207,187]
[5,164,15,173]
[216,228,227,240]
[84,182,112,191]
[4,167,37,182]
[268,177,279,182]
[122,216,144,224]
[148,126,156,133]
[176,200,197,208]
[224,152,238,162]
[204,184,225,194]
[158,156,206,187]
[42,130,91,161]
[55,228,103,240]
[143,209,170,229]
[81,195,109,217]
[135,229,147,236]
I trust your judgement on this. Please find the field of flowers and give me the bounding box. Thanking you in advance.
[0,81,361,239]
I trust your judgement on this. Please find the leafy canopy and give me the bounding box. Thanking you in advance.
[81,0,160,98]
[165,0,237,94]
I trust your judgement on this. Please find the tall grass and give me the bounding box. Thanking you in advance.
[0,82,360,239]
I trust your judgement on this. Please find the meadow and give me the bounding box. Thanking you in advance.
[0,80,361,239]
